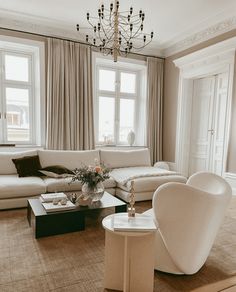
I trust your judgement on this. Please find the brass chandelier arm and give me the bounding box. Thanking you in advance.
[132,39,153,50]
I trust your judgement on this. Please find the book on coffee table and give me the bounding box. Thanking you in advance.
[113,214,157,232]
[40,192,67,202]
[41,201,76,213]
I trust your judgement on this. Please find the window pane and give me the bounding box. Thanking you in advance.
[99,69,115,91]
[5,55,29,82]
[120,72,136,94]
[119,98,135,143]
[98,97,115,144]
[6,88,30,142]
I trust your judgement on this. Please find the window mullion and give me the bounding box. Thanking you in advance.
[115,69,120,145]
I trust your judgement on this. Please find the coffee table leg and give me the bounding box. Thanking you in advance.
[27,201,31,226]
[115,205,127,213]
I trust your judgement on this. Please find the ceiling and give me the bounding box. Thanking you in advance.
[0,0,235,56]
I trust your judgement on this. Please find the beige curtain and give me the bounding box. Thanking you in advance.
[46,38,95,150]
[147,57,164,164]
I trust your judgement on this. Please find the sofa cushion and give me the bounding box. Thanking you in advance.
[100,149,151,169]
[43,177,116,193]
[0,175,46,199]
[117,175,187,192]
[38,150,100,171]
[0,150,38,175]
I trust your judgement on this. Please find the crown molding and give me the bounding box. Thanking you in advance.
[0,12,87,44]
[0,10,163,57]
[163,16,236,57]
[0,9,235,59]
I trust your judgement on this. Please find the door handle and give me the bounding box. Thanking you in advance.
[208,129,214,135]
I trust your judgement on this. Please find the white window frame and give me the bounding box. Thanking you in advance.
[0,36,45,146]
[94,55,146,146]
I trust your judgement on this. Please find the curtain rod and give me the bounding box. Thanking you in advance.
[0,26,165,60]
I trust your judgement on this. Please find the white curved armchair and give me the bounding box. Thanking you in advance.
[143,172,232,275]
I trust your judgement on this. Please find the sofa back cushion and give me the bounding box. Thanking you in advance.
[0,150,38,175]
[100,149,151,169]
[38,150,100,171]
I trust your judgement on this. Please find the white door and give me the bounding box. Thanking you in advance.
[188,72,229,176]
[189,77,215,175]
[210,72,229,175]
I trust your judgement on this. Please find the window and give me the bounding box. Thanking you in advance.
[0,38,44,145]
[94,58,147,146]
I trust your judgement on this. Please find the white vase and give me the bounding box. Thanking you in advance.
[127,130,135,146]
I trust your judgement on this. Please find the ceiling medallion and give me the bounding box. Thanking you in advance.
[76,1,154,62]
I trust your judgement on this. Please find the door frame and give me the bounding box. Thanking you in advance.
[173,37,236,177]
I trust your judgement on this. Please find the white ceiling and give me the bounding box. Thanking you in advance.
[0,0,235,56]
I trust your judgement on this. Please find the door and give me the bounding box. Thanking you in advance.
[210,72,229,175]
[188,72,229,176]
[189,76,215,175]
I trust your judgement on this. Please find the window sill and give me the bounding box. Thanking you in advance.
[96,145,147,149]
[0,144,44,151]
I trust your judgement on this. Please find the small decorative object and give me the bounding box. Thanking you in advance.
[128,181,136,217]
[60,198,67,205]
[53,198,59,205]
[127,130,135,146]
[77,194,92,206]
[70,159,110,202]
[70,193,78,204]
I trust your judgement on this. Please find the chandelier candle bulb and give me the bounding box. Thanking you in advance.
[77,1,154,62]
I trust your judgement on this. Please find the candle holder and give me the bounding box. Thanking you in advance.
[128,181,135,217]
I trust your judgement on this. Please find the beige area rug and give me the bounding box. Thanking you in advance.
[191,276,236,292]
[0,198,235,292]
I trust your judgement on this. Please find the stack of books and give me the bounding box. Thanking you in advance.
[40,192,76,213]
[40,192,67,202]
[113,214,157,232]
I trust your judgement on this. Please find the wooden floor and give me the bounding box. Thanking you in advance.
[0,198,235,292]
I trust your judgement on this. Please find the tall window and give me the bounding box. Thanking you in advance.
[0,38,44,145]
[94,58,147,146]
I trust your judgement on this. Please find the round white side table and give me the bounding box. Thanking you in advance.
[102,213,156,292]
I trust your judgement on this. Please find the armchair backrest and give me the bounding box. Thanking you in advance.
[153,172,232,274]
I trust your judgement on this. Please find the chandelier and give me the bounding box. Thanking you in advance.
[76,1,154,62]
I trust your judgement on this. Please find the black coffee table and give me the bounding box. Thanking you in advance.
[27,192,127,238]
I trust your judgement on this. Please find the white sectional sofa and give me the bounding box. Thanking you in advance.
[0,148,187,209]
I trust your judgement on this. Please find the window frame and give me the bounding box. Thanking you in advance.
[95,64,141,146]
[0,36,45,146]
[1,50,34,144]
